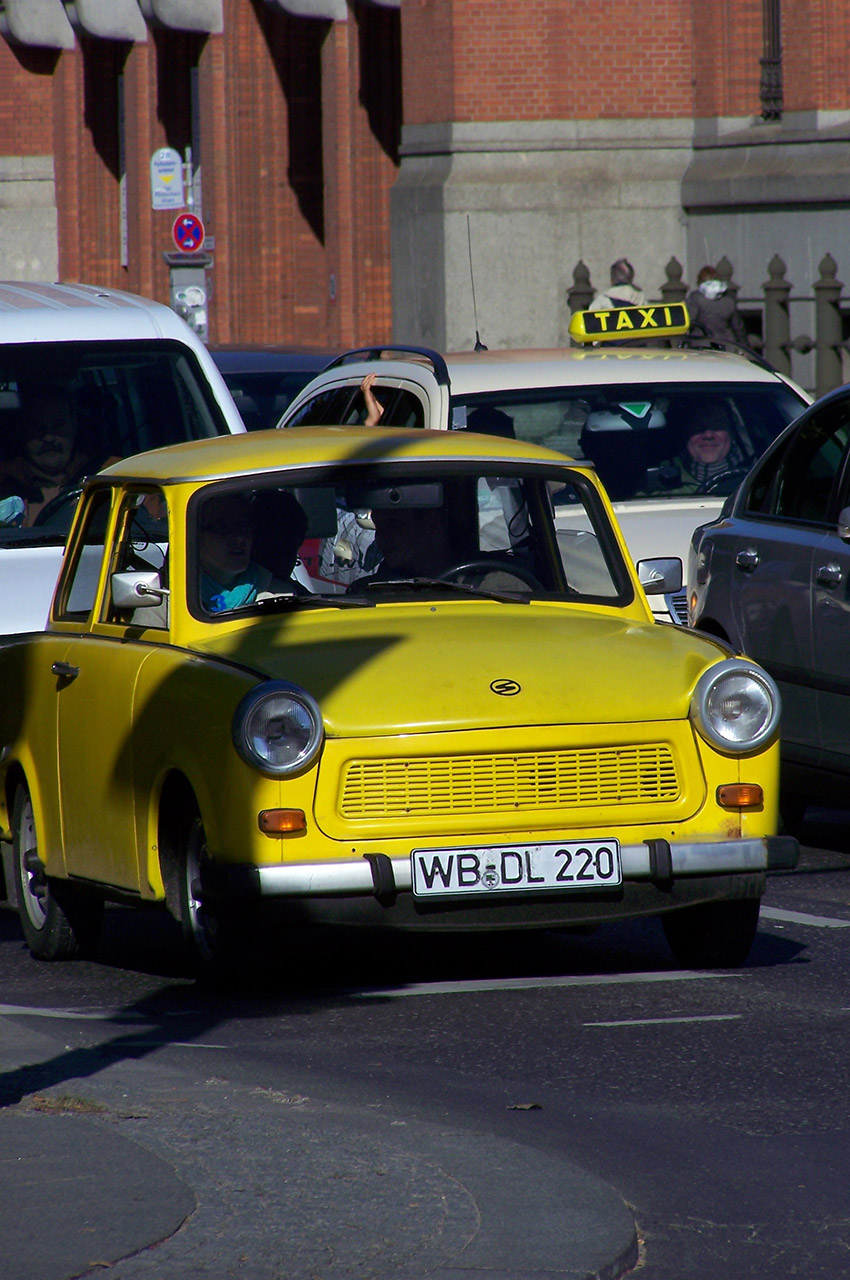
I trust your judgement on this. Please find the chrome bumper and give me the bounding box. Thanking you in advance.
[245,835,798,899]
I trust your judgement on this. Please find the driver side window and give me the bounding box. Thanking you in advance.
[749,404,850,524]
[53,489,113,621]
[104,489,170,627]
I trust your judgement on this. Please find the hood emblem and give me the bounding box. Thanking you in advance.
[490,678,521,697]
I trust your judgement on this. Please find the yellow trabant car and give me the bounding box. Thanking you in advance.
[0,426,797,970]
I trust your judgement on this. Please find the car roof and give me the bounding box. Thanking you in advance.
[209,346,337,373]
[310,344,799,398]
[0,280,202,344]
[441,346,791,391]
[99,424,586,485]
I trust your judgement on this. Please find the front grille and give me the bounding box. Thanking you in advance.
[339,744,679,819]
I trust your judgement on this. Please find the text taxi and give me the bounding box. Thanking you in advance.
[0,426,797,971]
[568,302,690,341]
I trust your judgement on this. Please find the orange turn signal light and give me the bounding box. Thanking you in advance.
[716,784,763,809]
[258,809,307,834]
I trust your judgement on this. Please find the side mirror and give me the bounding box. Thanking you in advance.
[637,557,683,595]
[838,507,850,542]
[111,571,169,609]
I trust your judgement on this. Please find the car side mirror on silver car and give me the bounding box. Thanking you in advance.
[637,557,683,595]
[111,571,170,608]
[837,507,850,542]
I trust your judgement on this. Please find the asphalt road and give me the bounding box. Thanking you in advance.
[2,808,850,1279]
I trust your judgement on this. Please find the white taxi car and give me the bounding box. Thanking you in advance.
[277,305,810,621]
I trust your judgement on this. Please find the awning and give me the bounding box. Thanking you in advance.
[263,0,348,20]
[137,1,223,32]
[64,0,147,41]
[0,0,75,48]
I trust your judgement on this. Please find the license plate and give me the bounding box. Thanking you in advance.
[411,839,622,897]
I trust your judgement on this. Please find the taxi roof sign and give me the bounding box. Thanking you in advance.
[569,302,690,343]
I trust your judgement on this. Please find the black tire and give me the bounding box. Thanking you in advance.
[12,785,102,960]
[176,803,251,975]
[662,898,761,969]
[779,793,808,837]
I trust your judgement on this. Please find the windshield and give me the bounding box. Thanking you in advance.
[189,463,632,617]
[0,340,232,543]
[453,382,806,502]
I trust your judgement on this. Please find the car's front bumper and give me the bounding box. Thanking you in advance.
[200,834,798,929]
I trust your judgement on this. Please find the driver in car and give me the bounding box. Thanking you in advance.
[650,400,750,496]
[0,383,95,527]
[367,505,457,580]
[347,495,459,591]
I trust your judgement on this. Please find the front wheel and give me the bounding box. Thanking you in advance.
[662,898,760,968]
[177,805,251,975]
[12,785,102,960]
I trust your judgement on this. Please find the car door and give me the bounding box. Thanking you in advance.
[802,402,850,767]
[52,487,168,890]
[725,404,850,757]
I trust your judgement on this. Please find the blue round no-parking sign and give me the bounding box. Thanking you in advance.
[172,212,205,253]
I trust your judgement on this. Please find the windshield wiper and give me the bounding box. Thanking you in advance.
[355,577,530,604]
[236,592,370,613]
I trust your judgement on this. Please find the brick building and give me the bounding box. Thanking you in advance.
[1,0,849,364]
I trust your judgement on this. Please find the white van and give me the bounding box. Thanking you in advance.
[0,282,245,634]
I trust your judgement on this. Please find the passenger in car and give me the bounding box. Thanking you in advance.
[0,383,96,526]
[198,492,307,612]
[360,373,384,426]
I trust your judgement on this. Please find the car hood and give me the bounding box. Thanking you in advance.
[193,602,727,736]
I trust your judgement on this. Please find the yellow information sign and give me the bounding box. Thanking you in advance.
[569,302,690,343]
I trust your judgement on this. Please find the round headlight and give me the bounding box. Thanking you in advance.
[232,681,323,777]
[690,659,781,754]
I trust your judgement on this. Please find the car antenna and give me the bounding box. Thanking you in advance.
[466,214,488,351]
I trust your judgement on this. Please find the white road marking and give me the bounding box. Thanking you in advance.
[761,906,850,929]
[354,970,741,999]
[0,1004,225,1047]
[101,1040,227,1050]
[0,1004,147,1021]
[586,1013,742,1028]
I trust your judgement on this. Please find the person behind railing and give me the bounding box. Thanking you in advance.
[686,265,750,349]
[588,258,647,312]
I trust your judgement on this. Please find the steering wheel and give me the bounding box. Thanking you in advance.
[439,558,544,591]
[697,468,750,496]
[32,486,84,533]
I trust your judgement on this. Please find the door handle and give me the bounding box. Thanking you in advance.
[815,563,843,588]
[51,661,79,680]
[735,548,759,572]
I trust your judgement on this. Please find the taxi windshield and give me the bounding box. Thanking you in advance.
[453,382,806,501]
[189,462,632,615]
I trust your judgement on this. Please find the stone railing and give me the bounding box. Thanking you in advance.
[567,255,849,399]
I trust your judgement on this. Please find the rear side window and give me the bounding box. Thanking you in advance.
[0,340,228,542]
[285,383,424,429]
